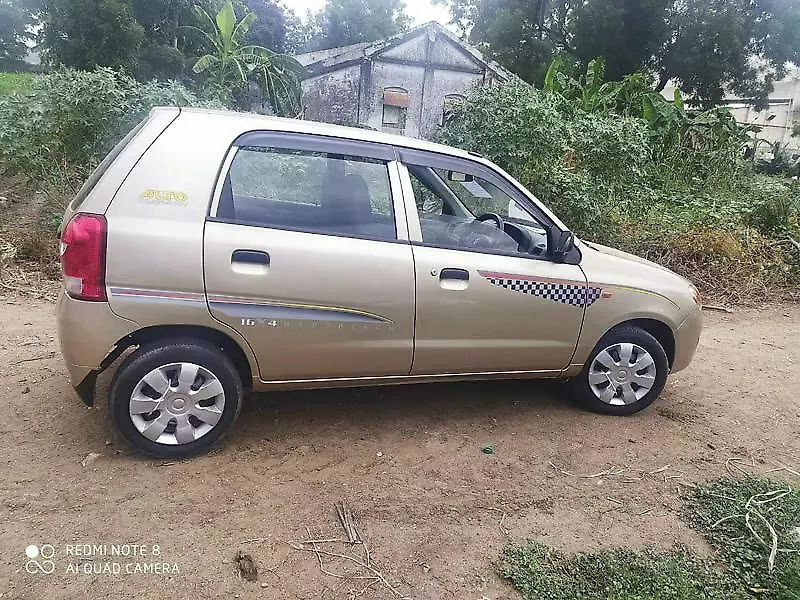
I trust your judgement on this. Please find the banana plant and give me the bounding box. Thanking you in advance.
[189,1,305,116]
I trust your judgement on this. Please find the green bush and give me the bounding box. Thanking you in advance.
[0,68,223,190]
[439,80,800,298]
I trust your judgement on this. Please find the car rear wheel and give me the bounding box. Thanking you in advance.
[109,338,243,458]
[570,325,669,416]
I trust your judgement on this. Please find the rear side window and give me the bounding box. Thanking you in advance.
[219,146,396,241]
[69,117,148,211]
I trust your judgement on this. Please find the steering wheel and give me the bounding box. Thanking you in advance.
[506,222,535,254]
[476,212,504,230]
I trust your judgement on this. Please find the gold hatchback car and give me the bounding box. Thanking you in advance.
[58,107,702,457]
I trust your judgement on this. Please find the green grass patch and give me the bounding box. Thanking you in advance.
[0,72,34,96]
[685,477,800,598]
[500,477,800,600]
[500,542,747,600]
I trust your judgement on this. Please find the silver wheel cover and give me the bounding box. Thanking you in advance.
[588,343,657,406]
[129,362,225,445]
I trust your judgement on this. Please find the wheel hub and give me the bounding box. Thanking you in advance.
[166,394,188,414]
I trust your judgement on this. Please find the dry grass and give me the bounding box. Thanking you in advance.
[635,227,800,305]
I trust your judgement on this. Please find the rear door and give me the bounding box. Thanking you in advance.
[396,148,587,375]
[203,132,415,381]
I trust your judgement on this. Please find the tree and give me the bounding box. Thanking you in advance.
[0,0,40,64]
[41,0,145,71]
[439,0,575,85]
[129,0,195,79]
[571,0,671,82]
[440,0,800,107]
[190,0,305,115]
[240,0,287,51]
[657,0,800,107]
[131,0,192,47]
[306,0,411,51]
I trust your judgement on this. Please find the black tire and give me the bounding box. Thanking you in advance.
[570,325,669,416]
[109,338,243,458]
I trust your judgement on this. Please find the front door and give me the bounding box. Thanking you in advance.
[204,133,415,381]
[397,152,587,375]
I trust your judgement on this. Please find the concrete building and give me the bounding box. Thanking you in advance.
[725,70,800,151]
[295,22,512,140]
[663,67,800,151]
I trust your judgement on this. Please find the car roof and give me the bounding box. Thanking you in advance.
[170,107,484,163]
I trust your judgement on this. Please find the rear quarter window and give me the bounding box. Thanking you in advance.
[69,117,148,211]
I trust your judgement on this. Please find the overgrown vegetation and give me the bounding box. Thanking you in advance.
[189,1,304,114]
[500,477,800,600]
[0,68,222,190]
[440,62,800,301]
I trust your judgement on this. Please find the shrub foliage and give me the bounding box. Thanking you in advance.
[439,70,800,299]
[0,68,222,190]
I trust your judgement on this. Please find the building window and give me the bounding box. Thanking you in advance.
[382,87,408,130]
[443,94,465,125]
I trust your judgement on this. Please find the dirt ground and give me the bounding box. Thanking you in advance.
[1,295,799,600]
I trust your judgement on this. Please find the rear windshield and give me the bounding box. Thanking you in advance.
[69,117,148,210]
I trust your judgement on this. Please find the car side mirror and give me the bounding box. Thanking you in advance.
[552,230,575,263]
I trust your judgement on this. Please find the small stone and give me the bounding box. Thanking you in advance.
[376,451,383,457]
[81,452,102,467]
[105,440,112,446]
[260,582,268,588]
[21,386,30,394]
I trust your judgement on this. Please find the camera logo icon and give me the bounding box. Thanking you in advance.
[25,544,55,574]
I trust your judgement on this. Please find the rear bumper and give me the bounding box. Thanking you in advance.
[672,306,702,373]
[57,291,139,403]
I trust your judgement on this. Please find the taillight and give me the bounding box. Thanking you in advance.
[60,213,108,301]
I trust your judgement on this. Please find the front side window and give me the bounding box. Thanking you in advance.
[407,164,549,257]
[221,146,396,241]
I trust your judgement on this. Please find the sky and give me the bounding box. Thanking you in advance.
[285,0,454,28]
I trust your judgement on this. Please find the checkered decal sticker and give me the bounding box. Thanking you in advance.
[480,272,603,308]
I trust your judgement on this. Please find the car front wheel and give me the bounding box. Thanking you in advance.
[570,325,669,416]
[109,338,243,458]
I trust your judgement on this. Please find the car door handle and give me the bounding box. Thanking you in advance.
[440,268,469,281]
[231,249,270,265]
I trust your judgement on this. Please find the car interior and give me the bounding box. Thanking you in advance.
[407,164,549,256]
[220,151,398,239]
[220,149,548,255]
